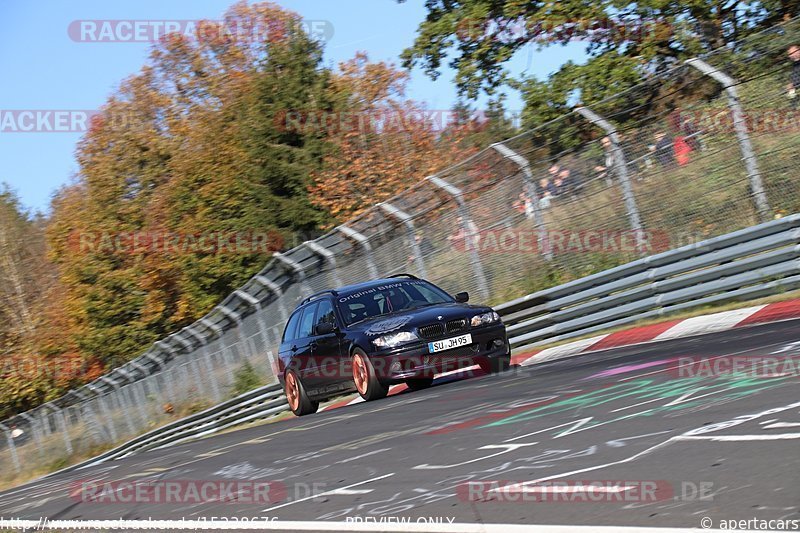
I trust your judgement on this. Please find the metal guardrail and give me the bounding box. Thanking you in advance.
[497,214,800,350]
[53,215,800,472]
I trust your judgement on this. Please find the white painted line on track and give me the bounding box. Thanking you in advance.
[335,448,392,464]
[763,422,800,429]
[676,433,800,441]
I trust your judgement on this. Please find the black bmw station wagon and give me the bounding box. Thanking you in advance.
[278,274,510,416]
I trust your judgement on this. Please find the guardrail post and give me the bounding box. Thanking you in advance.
[273,252,313,298]
[685,58,771,222]
[0,423,20,473]
[303,240,343,287]
[336,225,380,279]
[426,175,490,300]
[491,142,552,259]
[575,106,647,252]
[378,202,428,278]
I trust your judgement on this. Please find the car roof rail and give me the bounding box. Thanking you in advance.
[390,273,419,280]
[300,289,338,306]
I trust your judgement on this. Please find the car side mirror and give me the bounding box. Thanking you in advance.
[316,322,336,335]
[454,292,470,303]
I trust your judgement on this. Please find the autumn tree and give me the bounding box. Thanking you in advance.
[46,2,331,370]
[307,53,481,222]
[400,0,800,125]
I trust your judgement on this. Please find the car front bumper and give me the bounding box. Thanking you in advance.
[371,323,509,381]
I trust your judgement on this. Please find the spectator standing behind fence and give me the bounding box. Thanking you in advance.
[555,166,580,196]
[788,45,800,107]
[650,130,676,168]
[447,215,480,250]
[537,177,555,209]
[594,136,616,186]
[512,191,534,219]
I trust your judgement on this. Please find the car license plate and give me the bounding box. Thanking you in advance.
[428,333,472,353]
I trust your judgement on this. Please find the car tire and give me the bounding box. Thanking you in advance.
[405,377,434,391]
[284,369,319,416]
[479,354,511,374]
[352,349,389,401]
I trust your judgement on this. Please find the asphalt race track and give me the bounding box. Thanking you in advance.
[1,319,799,531]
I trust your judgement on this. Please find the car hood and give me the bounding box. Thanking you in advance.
[350,303,493,337]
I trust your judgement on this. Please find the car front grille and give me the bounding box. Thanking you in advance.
[418,323,445,339]
[418,319,469,339]
[446,318,467,334]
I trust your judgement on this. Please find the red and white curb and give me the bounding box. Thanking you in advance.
[320,299,800,413]
[512,298,800,367]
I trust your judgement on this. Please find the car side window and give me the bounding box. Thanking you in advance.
[315,299,337,333]
[282,310,303,343]
[296,303,318,339]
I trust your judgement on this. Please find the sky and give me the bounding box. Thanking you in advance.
[0,0,588,214]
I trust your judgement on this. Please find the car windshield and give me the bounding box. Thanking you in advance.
[337,280,453,325]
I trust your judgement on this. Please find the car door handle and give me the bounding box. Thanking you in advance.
[291,345,298,352]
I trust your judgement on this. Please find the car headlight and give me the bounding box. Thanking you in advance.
[373,331,419,348]
[471,311,500,327]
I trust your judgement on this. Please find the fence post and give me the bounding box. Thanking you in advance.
[71,389,106,446]
[185,326,223,402]
[336,224,380,279]
[378,202,428,278]
[685,58,771,222]
[87,384,118,442]
[303,240,343,287]
[575,106,647,252]
[0,423,20,473]
[200,318,234,385]
[234,290,280,380]
[273,252,312,297]
[254,275,290,324]
[426,175,490,300]
[43,403,73,456]
[219,305,251,368]
[491,142,552,259]
[17,412,45,459]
